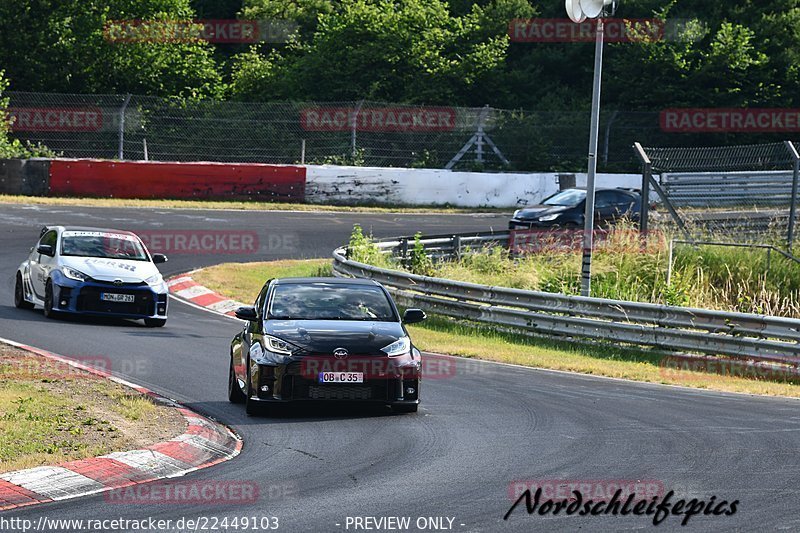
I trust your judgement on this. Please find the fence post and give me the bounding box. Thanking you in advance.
[301,139,306,164]
[118,94,131,160]
[785,140,800,249]
[351,100,364,159]
[633,142,692,242]
[635,144,652,234]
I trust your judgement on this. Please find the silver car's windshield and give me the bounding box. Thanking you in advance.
[268,284,397,321]
[60,231,149,261]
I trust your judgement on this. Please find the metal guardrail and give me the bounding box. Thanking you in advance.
[332,232,800,365]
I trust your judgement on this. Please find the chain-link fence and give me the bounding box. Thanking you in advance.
[637,142,800,245]
[6,91,671,171]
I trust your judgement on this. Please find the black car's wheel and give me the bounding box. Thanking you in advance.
[393,404,419,414]
[228,357,246,404]
[43,281,59,319]
[144,318,167,327]
[14,274,34,309]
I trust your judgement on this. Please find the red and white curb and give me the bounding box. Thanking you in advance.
[0,337,242,512]
[167,273,246,318]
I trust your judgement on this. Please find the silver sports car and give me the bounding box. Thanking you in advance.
[15,226,170,327]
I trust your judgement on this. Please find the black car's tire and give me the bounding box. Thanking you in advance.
[43,281,59,319]
[14,274,34,309]
[393,404,419,414]
[228,357,246,404]
[144,318,167,327]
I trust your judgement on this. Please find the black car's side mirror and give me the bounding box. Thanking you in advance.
[403,308,427,324]
[152,253,168,264]
[235,306,259,321]
[36,244,54,256]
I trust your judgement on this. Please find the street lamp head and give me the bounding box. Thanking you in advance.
[565,0,587,23]
[566,0,616,21]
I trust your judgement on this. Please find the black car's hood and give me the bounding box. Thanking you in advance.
[265,320,404,355]
[514,204,570,220]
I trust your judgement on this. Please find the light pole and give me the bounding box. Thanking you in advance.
[566,0,616,297]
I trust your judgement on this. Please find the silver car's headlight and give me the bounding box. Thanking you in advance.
[145,273,164,286]
[62,266,88,281]
[382,336,411,357]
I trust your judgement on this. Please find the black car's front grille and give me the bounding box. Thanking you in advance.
[307,385,374,400]
[291,377,392,401]
[77,285,154,315]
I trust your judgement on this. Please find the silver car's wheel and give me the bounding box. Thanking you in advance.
[43,281,59,319]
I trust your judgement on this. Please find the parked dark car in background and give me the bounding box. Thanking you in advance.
[509,187,641,230]
[228,277,426,415]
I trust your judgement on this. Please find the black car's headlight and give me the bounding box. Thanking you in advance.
[256,335,300,365]
[382,336,411,357]
[265,335,295,355]
[537,213,560,222]
[62,266,89,281]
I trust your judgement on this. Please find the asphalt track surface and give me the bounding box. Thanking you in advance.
[0,203,798,533]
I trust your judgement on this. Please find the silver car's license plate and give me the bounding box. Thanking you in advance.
[101,292,135,303]
[318,372,364,383]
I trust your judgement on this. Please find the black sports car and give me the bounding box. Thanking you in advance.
[509,187,641,229]
[228,277,426,415]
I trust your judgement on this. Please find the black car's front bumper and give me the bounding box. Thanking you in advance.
[508,218,553,230]
[249,358,421,406]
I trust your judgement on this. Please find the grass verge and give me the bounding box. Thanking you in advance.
[0,344,186,473]
[188,259,800,399]
[0,195,508,214]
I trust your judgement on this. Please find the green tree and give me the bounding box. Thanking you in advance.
[0,0,224,98]
[0,71,55,158]
[231,0,532,104]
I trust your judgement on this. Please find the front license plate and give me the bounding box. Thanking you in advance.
[100,292,135,303]
[318,372,364,384]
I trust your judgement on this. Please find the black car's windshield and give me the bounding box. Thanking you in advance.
[543,189,586,207]
[61,231,149,261]
[268,283,397,321]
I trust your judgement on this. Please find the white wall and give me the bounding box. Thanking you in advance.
[305,165,642,208]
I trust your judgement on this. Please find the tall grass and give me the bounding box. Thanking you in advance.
[348,223,800,318]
